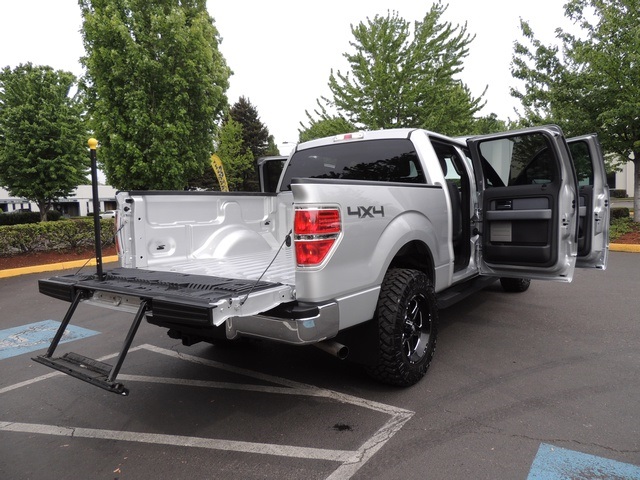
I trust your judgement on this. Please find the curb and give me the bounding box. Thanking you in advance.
[0,255,119,279]
[609,243,640,253]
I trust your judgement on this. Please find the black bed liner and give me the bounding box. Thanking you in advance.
[39,267,281,326]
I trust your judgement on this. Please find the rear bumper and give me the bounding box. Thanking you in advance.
[38,271,340,346]
[226,301,340,345]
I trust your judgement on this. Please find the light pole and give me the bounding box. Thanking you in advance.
[88,138,104,281]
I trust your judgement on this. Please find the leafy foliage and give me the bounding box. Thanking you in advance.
[610,216,639,242]
[511,0,640,220]
[229,97,270,159]
[79,0,230,190]
[0,64,88,221]
[0,211,62,226]
[0,219,114,256]
[315,4,485,136]
[299,100,357,142]
[216,116,254,191]
[228,97,272,190]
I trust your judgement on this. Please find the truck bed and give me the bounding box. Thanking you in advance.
[149,248,295,285]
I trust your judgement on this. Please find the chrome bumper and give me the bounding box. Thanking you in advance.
[225,301,340,345]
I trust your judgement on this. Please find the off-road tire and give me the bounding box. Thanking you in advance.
[500,277,531,293]
[366,268,438,387]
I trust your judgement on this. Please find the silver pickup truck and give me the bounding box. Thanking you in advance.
[35,126,609,394]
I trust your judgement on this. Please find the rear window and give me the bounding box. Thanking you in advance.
[280,139,425,191]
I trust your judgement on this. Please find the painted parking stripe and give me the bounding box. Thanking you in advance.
[2,344,414,480]
[0,320,99,360]
[528,443,640,479]
[0,421,354,462]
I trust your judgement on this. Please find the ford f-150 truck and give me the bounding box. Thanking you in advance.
[34,126,609,394]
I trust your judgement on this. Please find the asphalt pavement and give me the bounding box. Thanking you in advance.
[1,252,639,479]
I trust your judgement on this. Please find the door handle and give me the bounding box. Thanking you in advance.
[496,200,512,210]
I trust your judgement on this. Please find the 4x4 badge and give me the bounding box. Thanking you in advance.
[347,206,385,218]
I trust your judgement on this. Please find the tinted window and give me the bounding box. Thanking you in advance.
[568,140,594,186]
[478,133,557,188]
[280,139,425,190]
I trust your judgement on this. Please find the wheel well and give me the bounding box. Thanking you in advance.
[388,241,434,284]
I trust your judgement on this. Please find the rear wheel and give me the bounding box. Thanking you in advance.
[500,277,531,293]
[366,268,438,387]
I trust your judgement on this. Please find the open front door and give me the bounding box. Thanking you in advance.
[567,135,610,269]
[468,126,579,282]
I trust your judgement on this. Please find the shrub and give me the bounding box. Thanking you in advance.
[610,207,630,222]
[0,219,115,256]
[46,210,63,221]
[610,189,627,198]
[0,211,41,226]
[0,210,63,225]
[610,216,636,242]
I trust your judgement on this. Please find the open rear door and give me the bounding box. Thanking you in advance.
[567,135,609,269]
[467,126,579,282]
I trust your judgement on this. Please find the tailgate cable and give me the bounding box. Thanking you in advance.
[239,229,292,306]
[73,223,126,276]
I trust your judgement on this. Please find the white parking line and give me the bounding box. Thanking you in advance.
[0,421,354,462]
[1,344,414,479]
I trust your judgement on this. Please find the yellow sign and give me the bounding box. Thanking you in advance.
[211,154,229,192]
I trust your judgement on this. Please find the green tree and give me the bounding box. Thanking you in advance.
[511,0,640,220]
[0,64,88,221]
[216,116,254,191]
[265,135,280,156]
[229,97,270,159]
[469,113,510,135]
[79,0,230,190]
[318,4,484,136]
[228,97,272,190]
[299,99,357,142]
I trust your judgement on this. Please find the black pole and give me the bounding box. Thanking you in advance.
[89,138,104,280]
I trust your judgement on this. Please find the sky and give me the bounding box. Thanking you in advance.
[0,1,575,155]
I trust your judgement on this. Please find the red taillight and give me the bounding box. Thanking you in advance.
[294,208,341,266]
[294,209,340,235]
[295,239,336,265]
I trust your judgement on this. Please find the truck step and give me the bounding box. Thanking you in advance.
[33,353,129,395]
[436,276,498,309]
[31,292,149,396]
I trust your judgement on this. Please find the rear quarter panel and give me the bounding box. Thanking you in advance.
[292,181,449,327]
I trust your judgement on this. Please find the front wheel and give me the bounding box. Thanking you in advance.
[366,268,438,387]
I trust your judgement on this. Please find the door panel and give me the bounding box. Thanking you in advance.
[567,135,609,269]
[468,126,578,281]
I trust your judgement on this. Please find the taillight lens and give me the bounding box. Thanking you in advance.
[294,209,340,235]
[295,240,336,266]
[294,208,341,266]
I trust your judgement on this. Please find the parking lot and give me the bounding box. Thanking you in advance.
[1,252,639,479]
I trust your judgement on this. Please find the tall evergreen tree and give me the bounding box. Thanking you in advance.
[229,96,273,190]
[229,96,270,159]
[0,64,88,220]
[79,0,230,190]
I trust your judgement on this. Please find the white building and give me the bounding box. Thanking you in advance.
[615,160,635,197]
[0,184,117,216]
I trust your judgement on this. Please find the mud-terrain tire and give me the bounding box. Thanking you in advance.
[500,277,531,293]
[366,268,438,387]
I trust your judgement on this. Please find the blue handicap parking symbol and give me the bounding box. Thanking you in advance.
[529,443,640,479]
[0,320,99,360]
